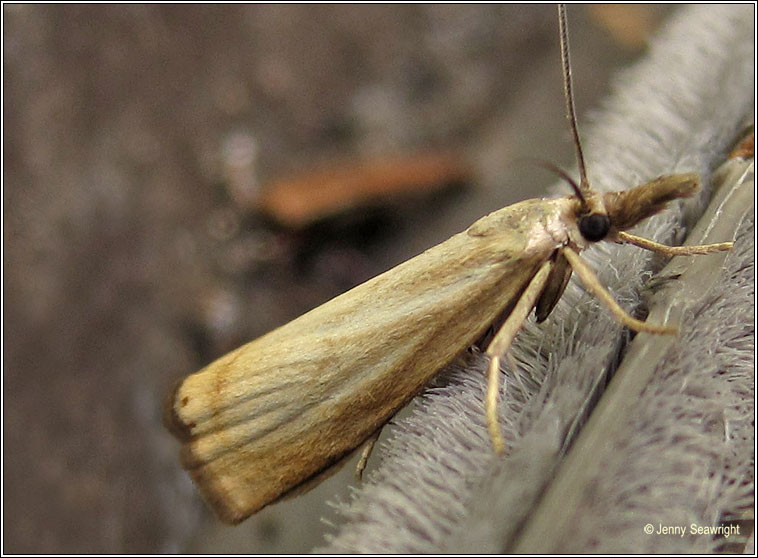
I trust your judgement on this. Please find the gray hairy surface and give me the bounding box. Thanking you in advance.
[317,5,754,554]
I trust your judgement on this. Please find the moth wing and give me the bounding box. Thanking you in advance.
[166,201,561,523]
[535,250,572,322]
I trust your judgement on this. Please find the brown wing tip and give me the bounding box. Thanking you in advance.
[189,466,260,525]
[202,491,251,525]
[163,378,266,525]
[163,377,195,441]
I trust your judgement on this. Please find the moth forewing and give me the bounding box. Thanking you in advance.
[166,198,570,524]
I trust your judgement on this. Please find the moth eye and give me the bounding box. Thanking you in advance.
[579,213,610,242]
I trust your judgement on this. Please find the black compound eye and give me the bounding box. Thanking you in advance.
[579,213,610,242]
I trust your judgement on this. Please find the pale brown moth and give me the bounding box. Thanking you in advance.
[165,4,733,525]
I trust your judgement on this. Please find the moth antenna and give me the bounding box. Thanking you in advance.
[558,4,590,195]
[527,158,586,205]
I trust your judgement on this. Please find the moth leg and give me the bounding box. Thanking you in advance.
[354,428,382,480]
[485,260,553,455]
[617,231,733,256]
[562,246,677,335]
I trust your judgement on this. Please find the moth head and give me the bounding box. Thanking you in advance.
[534,160,612,243]
[543,163,699,242]
[571,190,610,243]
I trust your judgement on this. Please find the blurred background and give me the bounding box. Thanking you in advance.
[3,4,674,553]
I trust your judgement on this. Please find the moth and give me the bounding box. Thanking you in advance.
[165,4,733,525]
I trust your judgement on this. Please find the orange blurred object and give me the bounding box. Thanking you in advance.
[587,4,656,50]
[258,151,471,228]
[729,130,754,160]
